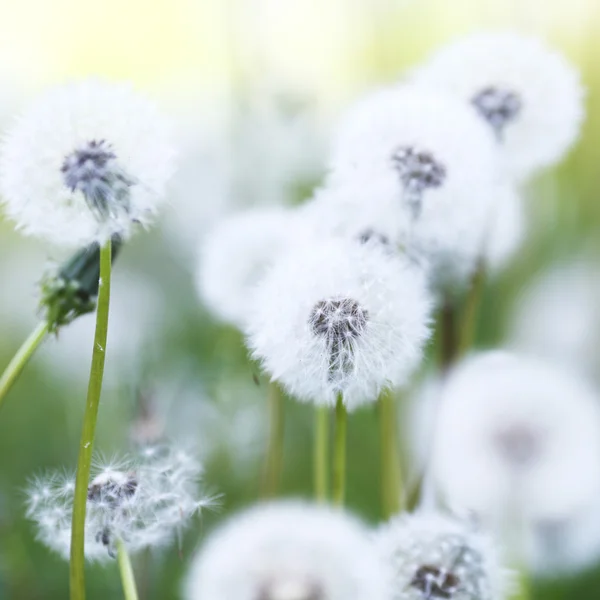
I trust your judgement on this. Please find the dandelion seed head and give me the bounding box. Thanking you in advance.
[0,79,176,246]
[411,31,584,180]
[431,352,600,520]
[376,511,510,600]
[25,445,211,561]
[246,237,431,410]
[328,85,499,287]
[184,501,390,600]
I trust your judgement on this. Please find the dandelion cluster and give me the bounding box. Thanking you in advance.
[26,445,213,561]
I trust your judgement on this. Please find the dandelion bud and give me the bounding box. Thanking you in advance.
[0,79,176,247]
[39,235,123,333]
[246,237,431,410]
[184,501,390,600]
[376,511,510,600]
[412,31,584,180]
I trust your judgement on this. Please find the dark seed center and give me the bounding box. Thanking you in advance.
[471,86,522,140]
[410,565,461,599]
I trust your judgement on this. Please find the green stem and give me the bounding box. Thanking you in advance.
[314,406,329,501]
[332,395,347,506]
[260,382,284,498]
[379,388,403,518]
[117,539,139,600]
[0,321,49,412]
[459,260,486,357]
[439,296,459,371]
[69,241,112,600]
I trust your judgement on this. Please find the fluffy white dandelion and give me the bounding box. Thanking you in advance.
[26,445,214,561]
[411,31,584,181]
[328,85,499,288]
[246,237,431,410]
[184,501,390,600]
[507,260,600,380]
[376,511,510,600]
[197,207,308,328]
[431,352,600,521]
[0,79,176,247]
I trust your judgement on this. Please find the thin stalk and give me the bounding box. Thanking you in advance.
[314,406,329,501]
[379,389,403,518]
[332,394,347,506]
[117,539,139,600]
[439,296,459,371]
[260,382,284,498]
[0,321,49,412]
[459,260,486,357]
[69,240,112,600]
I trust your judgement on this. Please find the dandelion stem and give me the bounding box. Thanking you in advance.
[117,539,139,600]
[439,296,459,371]
[314,406,329,501]
[261,381,284,498]
[332,394,347,506]
[459,259,486,356]
[69,240,112,600]
[379,388,403,518]
[0,321,48,412]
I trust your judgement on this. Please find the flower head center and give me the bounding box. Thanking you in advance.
[310,298,368,345]
[410,564,461,599]
[87,471,138,508]
[358,229,391,249]
[391,146,446,219]
[471,86,522,140]
[493,423,540,469]
[61,139,137,222]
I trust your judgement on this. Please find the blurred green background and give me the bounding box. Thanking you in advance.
[1,0,600,597]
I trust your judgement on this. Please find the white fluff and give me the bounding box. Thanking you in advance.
[197,207,307,328]
[328,85,499,288]
[507,260,600,380]
[0,80,176,247]
[246,237,431,410]
[431,352,600,521]
[376,511,510,600]
[411,31,584,181]
[184,501,390,600]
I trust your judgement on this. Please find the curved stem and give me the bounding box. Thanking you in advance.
[314,406,329,501]
[0,321,49,412]
[459,260,486,357]
[117,539,139,600]
[69,240,112,600]
[332,395,347,506]
[260,382,284,498]
[379,389,403,518]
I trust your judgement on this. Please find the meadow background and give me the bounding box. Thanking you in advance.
[0,0,599,598]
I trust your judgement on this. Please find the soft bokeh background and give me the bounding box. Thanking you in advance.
[0,0,600,598]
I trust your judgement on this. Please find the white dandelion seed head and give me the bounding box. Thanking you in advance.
[246,237,432,410]
[376,511,510,600]
[197,207,308,328]
[25,445,213,561]
[328,85,499,287]
[481,184,525,274]
[0,79,176,247]
[411,31,584,181]
[507,260,600,381]
[431,351,600,521]
[184,501,390,600]
[523,499,600,577]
